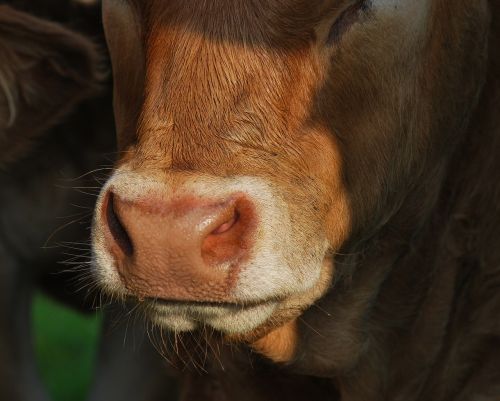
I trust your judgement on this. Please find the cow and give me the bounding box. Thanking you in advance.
[0,4,177,401]
[93,1,500,400]
[0,5,101,400]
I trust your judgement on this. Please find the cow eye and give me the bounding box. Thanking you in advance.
[327,0,370,45]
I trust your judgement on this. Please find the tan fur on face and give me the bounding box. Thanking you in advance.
[99,0,351,339]
[251,319,299,363]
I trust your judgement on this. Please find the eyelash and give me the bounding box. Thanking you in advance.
[327,0,371,45]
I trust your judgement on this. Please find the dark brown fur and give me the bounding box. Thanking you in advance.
[0,4,102,166]
[0,4,177,401]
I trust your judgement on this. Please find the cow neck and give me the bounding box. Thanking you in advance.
[290,10,500,401]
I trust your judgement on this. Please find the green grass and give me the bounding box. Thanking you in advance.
[33,293,102,401]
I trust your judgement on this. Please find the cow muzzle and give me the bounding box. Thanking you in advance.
[101,188,255,302]
[92,169,331,334]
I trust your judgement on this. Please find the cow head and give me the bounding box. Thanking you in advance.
[0,5,102,166]
[93,0,490,355]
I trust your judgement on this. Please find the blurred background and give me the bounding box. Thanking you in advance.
[34,294,101,401]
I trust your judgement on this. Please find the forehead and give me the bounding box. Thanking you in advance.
[119,0,325,49]
[104,0,433,58]
[103,0,434,117]
[110,0,432,24]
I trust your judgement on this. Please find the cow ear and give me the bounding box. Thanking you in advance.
[0,5,104,165]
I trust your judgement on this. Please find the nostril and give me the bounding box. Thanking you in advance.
[202,198,255,268]
[211,210,239,235]
[105,192,134,257]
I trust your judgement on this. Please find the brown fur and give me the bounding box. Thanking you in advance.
[101,0,500,399]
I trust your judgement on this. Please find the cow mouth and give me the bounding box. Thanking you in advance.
[143,297,279,335]
[147,297,275,309]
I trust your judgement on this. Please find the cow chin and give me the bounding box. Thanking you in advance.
[146,256,333,336]
[91,168,334,337]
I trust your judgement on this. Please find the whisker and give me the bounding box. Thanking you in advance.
[61,167,115,182]
[312,303,332,317]
[44,214,93,247]
[298,317,325,339]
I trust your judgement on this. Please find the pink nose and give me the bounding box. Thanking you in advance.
[101,190,255,302]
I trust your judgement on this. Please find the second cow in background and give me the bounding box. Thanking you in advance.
[0,3,176,401]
